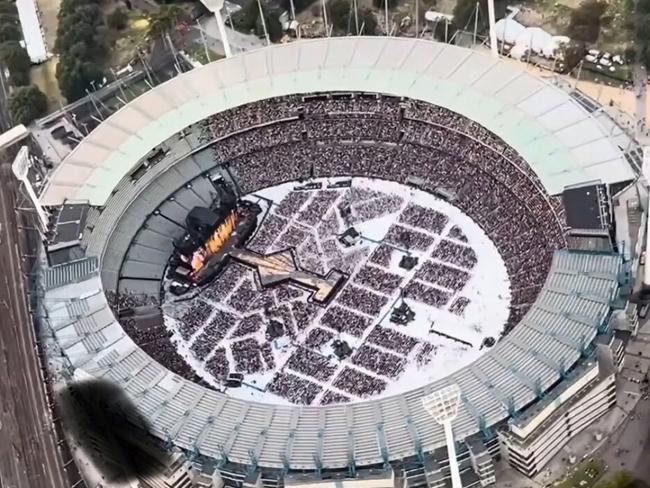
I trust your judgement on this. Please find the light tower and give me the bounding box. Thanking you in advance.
[199,0,233,58]
[11,145,49,231]
[422,384,462,488]
[487,0,498,58]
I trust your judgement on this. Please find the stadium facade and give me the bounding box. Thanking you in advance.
[32,38,640,487]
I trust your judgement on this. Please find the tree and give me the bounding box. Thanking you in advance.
[600,472,639,488]
[8,85,47,125]
[56,51,104,101]
[256,8,283,42]
[231,0,258,33]
[55,0,107,101]
[359,8,377,35]
[0,1,18,17]
[231,0,283,41]
[0,22,21,42]
[567,0,608,43]
[0,41,30,85]
[147,4,183,39]
[328,0,352,34]
[372,0,398,10]
[107,8,129,30]
[556,41,585,74]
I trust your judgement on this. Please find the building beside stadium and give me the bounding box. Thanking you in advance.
[18,38,644,487]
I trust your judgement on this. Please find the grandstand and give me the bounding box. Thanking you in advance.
[35,38,635,487]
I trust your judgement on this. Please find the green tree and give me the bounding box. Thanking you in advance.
[231,0,283,41]
[600,472,639,488]
[147,4,183,39]
[0,23,21,42]
[557,41,585,74]
[8,85,47,125]
[328,0,352,33]
[107,8,129,30]
[55,0,107,101]
[0,41,30,85]
[231,0,258,33]
[372,0,398,10]
[56,51,104,101]
[256,8,283,42]
[359,8,377,35]
[0,1,18,17]
[567,0,608,43]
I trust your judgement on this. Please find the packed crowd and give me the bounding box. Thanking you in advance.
[286,347,337,382]
[351,345,406,378]
[333,367,387,398]
[415,261,470,291]
[366,326,419,355]
[105,290,159,311]
[337,285,389,316]
[268,371,322,404]
[431,239,478,270]
[399,204,449,234]
[107,290,208,386]
[113,92,575,404]
[352,265,403,295]
[403,281,452,308]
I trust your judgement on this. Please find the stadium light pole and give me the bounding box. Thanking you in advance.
[199,0,233,58]
[486,0,498,58]
[11,146,49,231]
[422,384,462,488]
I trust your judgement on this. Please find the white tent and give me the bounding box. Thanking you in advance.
[542,35,570,58]
[514,27,553,56]
[494,18,525,45]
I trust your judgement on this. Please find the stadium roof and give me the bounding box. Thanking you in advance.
[43,251,621,470]
[39,37,636,206]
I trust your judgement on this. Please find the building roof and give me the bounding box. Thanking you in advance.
[39,37,637,206]
[563,184,607,230]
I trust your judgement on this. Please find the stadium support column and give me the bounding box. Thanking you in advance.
[443,420,462,488]
[487,0,498,58]
[422,384,462,488]
[200,0,233,58]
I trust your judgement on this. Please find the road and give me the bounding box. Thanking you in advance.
[0,164,68,488]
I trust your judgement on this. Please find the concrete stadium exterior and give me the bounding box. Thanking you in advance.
[38,38,634,487]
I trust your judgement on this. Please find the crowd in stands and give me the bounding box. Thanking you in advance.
[210,94,565,329]
[106,290,210,386]
[110,92,573,405]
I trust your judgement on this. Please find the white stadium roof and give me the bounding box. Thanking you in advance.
[39,37,636,206]
[38,37,629,472]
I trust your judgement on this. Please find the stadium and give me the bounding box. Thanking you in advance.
[36,38,637,487]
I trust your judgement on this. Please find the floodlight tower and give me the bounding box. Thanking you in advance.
[200,0,233,58]
[422,384,462,488]
[487,0,498,58]
[11,146,48,231]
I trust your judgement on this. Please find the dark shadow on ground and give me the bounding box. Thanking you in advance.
[58,377,171,483]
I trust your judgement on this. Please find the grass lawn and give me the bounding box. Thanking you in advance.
[189,45,224,65]
[556,459,607,488]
